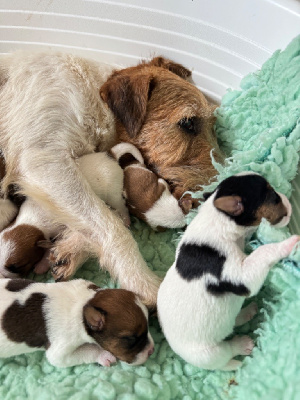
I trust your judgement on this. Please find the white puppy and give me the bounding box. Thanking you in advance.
[157,173,299,370]
[0,278,154,367]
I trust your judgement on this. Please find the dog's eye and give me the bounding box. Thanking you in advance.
[178,117,198,135]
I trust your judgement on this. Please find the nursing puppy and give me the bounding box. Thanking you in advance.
[0,52,220,306]
[157,173,299,371]
[0,278,154,367]
[111,143,188,230]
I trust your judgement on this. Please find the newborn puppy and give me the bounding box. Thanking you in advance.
[0,198,61,278]
[157,172,299,371]
[110,143,188,230]
[0,278,154,367]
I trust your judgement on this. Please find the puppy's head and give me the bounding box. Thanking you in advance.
[100,56,222,198]
[83,288,154,365]
[0,224,46,277]
[207,173,291,227]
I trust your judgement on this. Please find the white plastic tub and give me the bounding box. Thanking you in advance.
[1,0,299,230]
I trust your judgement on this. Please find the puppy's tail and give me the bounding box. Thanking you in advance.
[109,143,144,169]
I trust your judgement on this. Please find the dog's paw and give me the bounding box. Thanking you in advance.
[50,250,75,282]
[97,350,117,367]
[232,335,254,356]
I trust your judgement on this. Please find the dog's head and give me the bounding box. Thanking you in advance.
[0,224,47,277]
[205,173,291,227]
[83,288,154,365]
[100,57,222,199]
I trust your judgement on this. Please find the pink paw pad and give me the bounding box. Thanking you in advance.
[98,351,117,367]
[282,235,300,255]
[233,335,254,356]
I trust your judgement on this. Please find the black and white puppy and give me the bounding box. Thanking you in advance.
[157,172,299,371]
[0,278,154,367]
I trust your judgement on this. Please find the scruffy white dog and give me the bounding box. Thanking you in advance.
[157,173,299,370]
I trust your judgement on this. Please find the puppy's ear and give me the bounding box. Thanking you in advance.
[214,196,244,216]
[83,305,105,332]
[148,56,191,80]
[100,72,154,138]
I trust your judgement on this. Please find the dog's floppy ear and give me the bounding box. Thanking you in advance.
[214,196,244,216]
[100,72,154,138]
[83,305,106,332]
[148,56,191,80]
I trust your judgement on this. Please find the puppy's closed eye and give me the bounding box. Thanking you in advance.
[122,335,138,348]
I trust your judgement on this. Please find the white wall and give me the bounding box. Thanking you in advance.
[0,0,299,103]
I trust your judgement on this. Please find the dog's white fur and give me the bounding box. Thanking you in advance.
[0,278,154,367]
[0,144,138,277]
[0,51,160,306]
[0,198,18,230]
[157,174,298,370]
[0,142,185,277]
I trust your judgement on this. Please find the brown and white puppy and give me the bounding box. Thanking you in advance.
[111,143,191,230]
[0,198,60,277]
[0,52,220,306]
[0,278,154,367]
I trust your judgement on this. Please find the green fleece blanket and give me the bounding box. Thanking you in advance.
[0,36,299,400]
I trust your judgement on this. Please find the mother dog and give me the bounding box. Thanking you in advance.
[0,52,221,307]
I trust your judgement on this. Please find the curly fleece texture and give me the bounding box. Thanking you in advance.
[0,36,299,400]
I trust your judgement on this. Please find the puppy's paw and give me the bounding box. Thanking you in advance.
[179,194,200,215]
[232,335,254,356]
[280,235,300,257]
[97,350,117,367]
[235,302,258,326]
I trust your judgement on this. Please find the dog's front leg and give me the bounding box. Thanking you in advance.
[241,235,299,296]
[20,156,161,307]
[46,343,116,368]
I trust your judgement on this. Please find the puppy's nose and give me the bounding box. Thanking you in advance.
[148,346,154,356]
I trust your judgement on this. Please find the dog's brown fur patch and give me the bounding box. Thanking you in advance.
[3,224,46,275]
[254,201,287,226]
[2,292,50,348]
[123,165,166,220]
[6,279,35,292]
[84,289,149,363]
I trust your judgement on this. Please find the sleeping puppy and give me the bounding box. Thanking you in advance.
[110,143,189,230]
[0,278,154,367]
[0,52,220,307]
[157,172,299,371]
